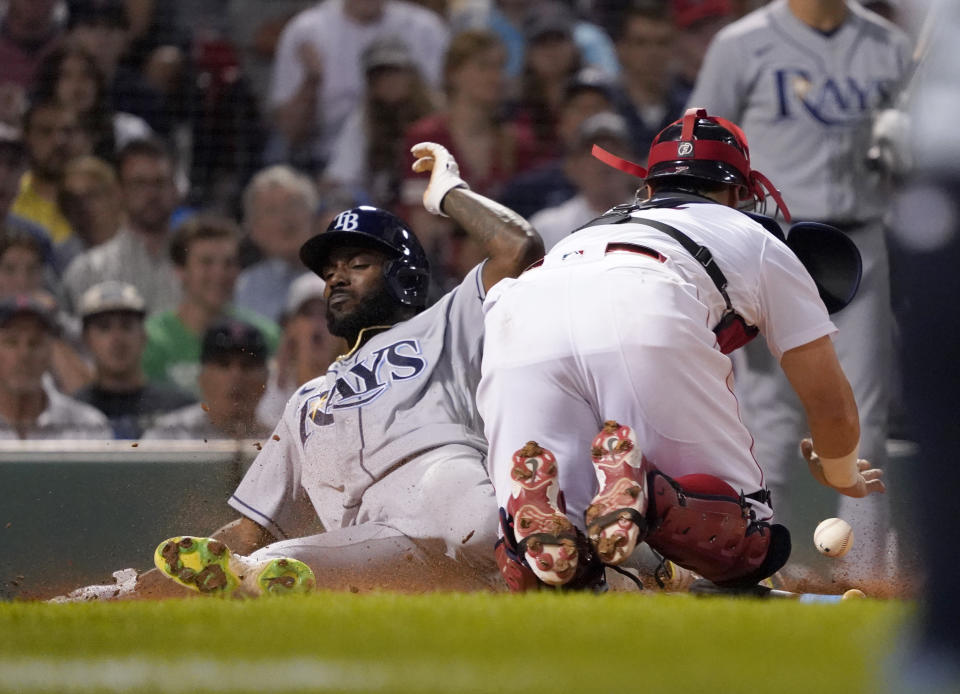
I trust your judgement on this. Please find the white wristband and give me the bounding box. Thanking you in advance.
[819,447,860,488]
[410,142,469,217]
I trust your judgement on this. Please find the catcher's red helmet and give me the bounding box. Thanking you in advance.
[592,107,792,221]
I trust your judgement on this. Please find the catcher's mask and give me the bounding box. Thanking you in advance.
[300,206,431,310]
[592,107,792,222]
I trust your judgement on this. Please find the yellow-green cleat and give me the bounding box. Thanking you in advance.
[153,536,315,597]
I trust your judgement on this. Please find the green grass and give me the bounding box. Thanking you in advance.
[0,592,912,694]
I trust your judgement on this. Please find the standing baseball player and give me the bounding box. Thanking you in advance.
[135,142,544,598]
[686,0,912,587]
[476,108,885,591]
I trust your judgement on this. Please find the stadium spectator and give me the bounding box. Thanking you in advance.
[142,319,271,440]
[401,30,536,287]
[234,165,318,323]
[513,6,583,163]
[0,228,93,393]
[499,67,616,219]
[267,0,449,172]
[452,0,619,80]
[225,0,315,104]
[0,125,54,259]
[66,0,171,137]
[73,281,194,439]
[0,229,50,297]
[58,155,122,251]
[0,290,110,439]
[10,99,84,266]
[322,36,438,209]
[614,1,689,155]
[688,0,911,592]
[257,272,344,423]
[112,0,188,99]
[529,112,637,250]
[672,0,734,94]
[62,138,181,313]
[31,44,152,161]
[142,215,279,396]
[0,0,64,124]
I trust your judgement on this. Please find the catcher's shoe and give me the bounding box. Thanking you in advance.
[506,441,579,587]
[153,536,315,597]
[585,421,649,565]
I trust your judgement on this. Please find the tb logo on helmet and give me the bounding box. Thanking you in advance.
[333,212,360,231]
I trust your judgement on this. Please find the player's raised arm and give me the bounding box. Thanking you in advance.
[410,142,543,292]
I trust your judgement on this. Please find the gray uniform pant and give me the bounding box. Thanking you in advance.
[250,444,502,591]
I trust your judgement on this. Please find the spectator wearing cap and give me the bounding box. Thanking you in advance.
[499,67,616,219]
[234,166,319,324]
[66,0,170,138]
[142,215,280,396]
[671,0,733,92]
[0,290,111,439]
[257,272,345,423]
[62,138,181,314]
[322,36,438,209]
[452,0,620,81]
[613,1,690,155]
[529,111,638,250]
[267,0,449,172]
[73,281,195,439]
[142,319,272,440]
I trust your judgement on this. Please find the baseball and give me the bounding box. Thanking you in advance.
[814,517,854,558]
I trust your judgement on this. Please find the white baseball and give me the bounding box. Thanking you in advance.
[814,518,854,558]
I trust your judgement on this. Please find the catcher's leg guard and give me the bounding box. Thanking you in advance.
[584,421,650,565]
[644,471,791,588]
[505,442,581,586]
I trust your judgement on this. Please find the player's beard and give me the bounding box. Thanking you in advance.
[326,282,400,344]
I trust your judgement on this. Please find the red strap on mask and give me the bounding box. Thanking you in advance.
[591,107,792,222]
[591,144,648,178]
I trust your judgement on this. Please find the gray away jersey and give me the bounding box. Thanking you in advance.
[228,264,488,539]
[688,0,912,222]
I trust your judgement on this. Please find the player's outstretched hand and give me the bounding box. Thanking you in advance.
[410,142,468,217]
[800,438,886,498]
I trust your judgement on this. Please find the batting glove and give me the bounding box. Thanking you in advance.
[410,142,469,217]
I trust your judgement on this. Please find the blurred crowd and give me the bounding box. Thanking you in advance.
[0,0,906,441]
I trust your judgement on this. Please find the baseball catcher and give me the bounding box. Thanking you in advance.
[476,108,884,592]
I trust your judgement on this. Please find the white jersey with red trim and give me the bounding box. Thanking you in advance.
[478,198,834,527]
[551,201,835,359]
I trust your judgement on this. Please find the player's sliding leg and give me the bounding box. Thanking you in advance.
[153,536,315,597]
[505,442,581,586]
[585,421,649,565]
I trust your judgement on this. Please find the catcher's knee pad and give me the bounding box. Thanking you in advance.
[644,470,791,587]
[495,509,607,593]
